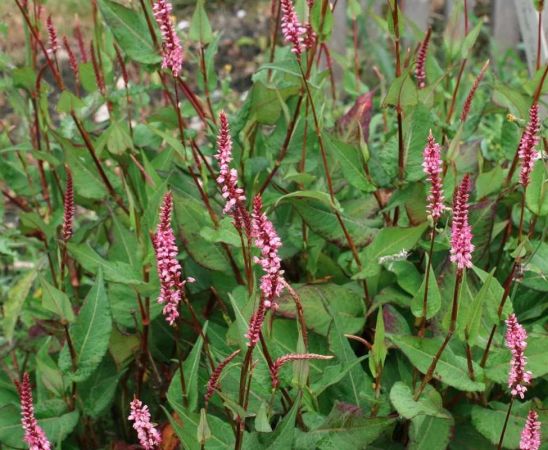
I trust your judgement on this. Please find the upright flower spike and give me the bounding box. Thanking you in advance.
[269,353,334,388]
[73,21,88,63]
[460,59,490,122]
[505,313,532,399]
[62,167,74,242]
[245,300,266,347]
[520,410,541,450]
[63,36,79,83]
[450,175,474,270]
[423,131,444,221]
[128,398,161,450]
[252,195,284,309]
[46,15,59,56]
[204,349,241,406]
[153,192,194,325]
[153,0,183,77]
[16,373,51,450]
[215,111,251,236]
[281,0,306,56]
[518,103,540,187]
[415,28,431,89]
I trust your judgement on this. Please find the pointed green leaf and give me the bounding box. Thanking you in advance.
[410,257,441,320]
[189,0,213,44]
[2,269,37,341]
[40,277,75,323]
[59,270,112,382]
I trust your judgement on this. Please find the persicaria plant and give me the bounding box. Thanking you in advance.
[1,0,547,449]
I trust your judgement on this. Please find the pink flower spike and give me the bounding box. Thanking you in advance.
[252,195,285,310]
[205,349,241,406]
[281,0,306,56]
[16,373,51,450]
[422,130,445,221]
[460,59,490,122]
[269,353,334,388]
[505,313,532,399]
[416,28,432,89]
[518,103,541,188]
[450,175,474,270]
[153,192,194,326]
[62,167,75,242]
[520,410,541,450]
[46,15,59,56]
[153,0,183,77]
[215,111,251,236]
[128,398,161,450]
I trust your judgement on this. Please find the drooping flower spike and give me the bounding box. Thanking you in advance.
[281,0,306,56]
[153,192,194,325]
[128,398,162,450]
[215,111,251,236]
[415,28,432,89]
[518,103,540,188]
[520,410,541,450]
[460,59,490,122]
[153,0,183,77]
[505,313,532,399]
[422,130,444,221]
[269,353,334,388]
[251,195,284,309]
[450,174,474,270]
[16,373,51,450]
[62,167,75,242]
[205,349,241,406]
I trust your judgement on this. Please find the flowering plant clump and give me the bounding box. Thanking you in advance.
[1,0,547,449]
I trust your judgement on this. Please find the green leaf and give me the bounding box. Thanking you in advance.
[276,190,338,210]
[99,0,161,64]
[526,160,548,216]
[383,73,418,107]
[67,242,144,286]
[59,270,112,382]
[389,334,485,392]
[56,90,85,114]
[410,257,442,320]
[189,0,213,44]
[290,198,376,248]
[460,21,483,58]
[369,307,387,378]
[2,269,37,341]
[165,405,235,450]
[78,355,123,418]
[462,269,496,345]
[405,105,435,182]
[324,133,375,192]
[296,412,395,449]
[39,277,75,323]
[255,402,272,432]
[168,322,207,412]
[12,66,36,90]
[173,193,231,272]
[355,224,427,278]
[277,283,365,336]
[106,121,133,156]
[409,415,454,450]
[476,166,503,199]
[389,382,450,419]
[268,394,301,450]
[198,408,212,445]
